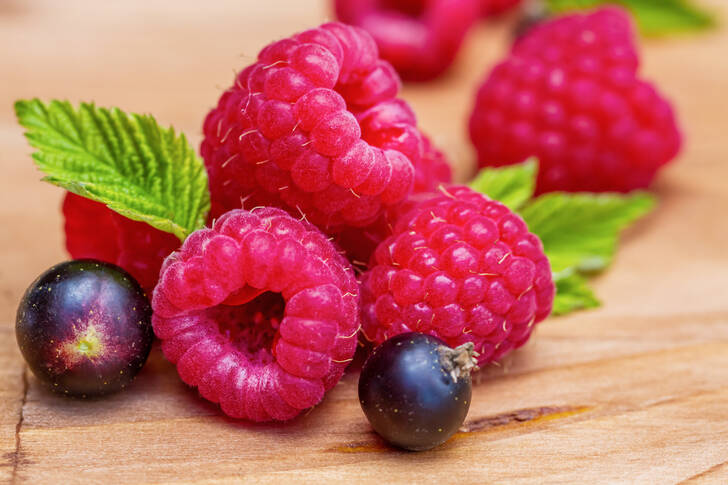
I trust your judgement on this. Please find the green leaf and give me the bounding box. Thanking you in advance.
[552,271,601,316]
[521,191,655,273]
[15,99,209,242]
[470,161,656,318]
[545,0,715,36]
[469,159,537,210]
[628,0,715,35]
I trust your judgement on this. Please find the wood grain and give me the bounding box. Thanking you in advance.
[1,0,727,483]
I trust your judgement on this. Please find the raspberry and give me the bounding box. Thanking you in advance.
[415,134,452,193]
[63,193,179,293]
[334,132,452,262]
[151,208,360,421]
[202,22,444,233]
[334,0,480,81]
[360,186,554,365]
[480,0,521,17]
[468,7,682,193]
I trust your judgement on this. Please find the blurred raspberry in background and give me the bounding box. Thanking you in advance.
[469,7,682,193]
[334,0,481,81]
[480,0,521,17]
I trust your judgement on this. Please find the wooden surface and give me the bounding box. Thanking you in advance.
[2,1,728,483]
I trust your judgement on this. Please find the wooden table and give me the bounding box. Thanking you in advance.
[2,1,727,483]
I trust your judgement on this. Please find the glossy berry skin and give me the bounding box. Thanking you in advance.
[16,260,153,397]
[152,208,360,422]
[359,332,473,451]
[469,7,682,193]
[334,0,480,81]
[63,193,180,294]
[360,186,554,365]
[202,22,446,234]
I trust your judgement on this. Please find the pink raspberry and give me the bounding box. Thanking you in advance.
[202,22,444,233]
[334,0,480,81]
[469,7,682,193]
[480,0,521,17]
[334,132,452,263]
[63,192,180,293]
[151,208,360,421]
[415,134,452,193]
[360,186,554,365]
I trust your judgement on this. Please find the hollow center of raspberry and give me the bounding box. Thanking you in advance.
[379,0,426,17]
[212,292,285,364]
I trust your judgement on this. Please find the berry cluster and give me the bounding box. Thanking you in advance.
[46,6,680,431]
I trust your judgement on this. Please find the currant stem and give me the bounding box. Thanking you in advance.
[437,342,480,383]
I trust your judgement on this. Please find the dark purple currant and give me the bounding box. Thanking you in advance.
[358,332,478,451]
[16,259,154,397]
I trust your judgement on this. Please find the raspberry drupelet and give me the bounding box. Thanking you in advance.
[469,7,681,193]
[334,0,480,81]
[360,186,554,365]
[202,22,448,233]
[151,208,360,421]
[333,132,452,263]
[415,134,452,193]
[63,192,180,294]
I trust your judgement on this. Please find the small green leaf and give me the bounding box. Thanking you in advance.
[628,0,715,35]
[545,0,715,36]
[552,271,601,316]
[15,99,210,242]
[469,159,537,210]
[521,191,655,273]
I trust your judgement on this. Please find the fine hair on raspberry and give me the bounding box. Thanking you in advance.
[360,186,554,365]
[469,7,681,193]
[202,22,451,234]
[152,208,360,421]
[333,133,452,263]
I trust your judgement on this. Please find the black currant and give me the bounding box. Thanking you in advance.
[15,259,154,397]
[358,332,478,451]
